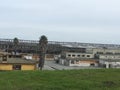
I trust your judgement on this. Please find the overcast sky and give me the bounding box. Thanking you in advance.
[0,0,120,44]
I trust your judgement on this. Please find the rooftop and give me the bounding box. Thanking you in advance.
[0,58,37,64]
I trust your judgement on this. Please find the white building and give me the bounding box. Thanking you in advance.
[93,48,120,68]
[99,54,120,60]
[59,52,98,67]
[61,52,94,59]
[93,48,120,55]
[99,59,120,68]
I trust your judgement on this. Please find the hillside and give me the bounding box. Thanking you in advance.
[0,69,120,90]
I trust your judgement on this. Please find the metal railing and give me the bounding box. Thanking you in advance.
[0,38,120,48]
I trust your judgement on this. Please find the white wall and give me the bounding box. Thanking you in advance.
[93,48,120,54]
[69,63,90,67]
[99,55,120,60]
[65,53,94,59]
[99,60,120,68]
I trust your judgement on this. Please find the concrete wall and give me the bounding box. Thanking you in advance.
[59,59,68,65]
[69,60,98,67]
[93,48,120,54]
[99,60,120,68]
[69,61,98,67]
[70,62,90,67]
[59,59,98,67]
[65,52,94,59]
[99,55,120,60]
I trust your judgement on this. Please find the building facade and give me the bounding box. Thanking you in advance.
[58,48,120,68]
[93,48,120,68]
[59,52,98,67]
[0,58,37,70]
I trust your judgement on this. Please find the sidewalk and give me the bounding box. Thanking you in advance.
[43,65,55,70]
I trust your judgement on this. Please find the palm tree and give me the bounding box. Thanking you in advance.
[39,35,48,70]
[13,37,19,56]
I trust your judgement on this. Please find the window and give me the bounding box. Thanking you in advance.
[68,54,71,57]
[82,55,85,57]
[77,55,80,57]
[13,65,21,70]
[87,55,90,57]
[2,55,7,61]
[72,55,75,57]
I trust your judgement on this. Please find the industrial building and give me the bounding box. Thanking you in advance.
[1,38,120,69]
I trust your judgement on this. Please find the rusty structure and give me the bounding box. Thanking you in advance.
[0,38,120,54]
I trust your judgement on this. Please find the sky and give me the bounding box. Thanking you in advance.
[0,0,120,44]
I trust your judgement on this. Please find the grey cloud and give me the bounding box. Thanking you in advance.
[0,0,120,44]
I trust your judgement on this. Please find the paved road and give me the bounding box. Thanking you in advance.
[43,60,101,70]
[43,65,55,70]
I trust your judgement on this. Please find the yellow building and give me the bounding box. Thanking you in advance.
[0,58,37,71]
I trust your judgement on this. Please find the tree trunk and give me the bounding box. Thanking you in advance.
[39,52,45,70]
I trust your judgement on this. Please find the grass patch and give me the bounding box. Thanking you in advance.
[0,69,120,90]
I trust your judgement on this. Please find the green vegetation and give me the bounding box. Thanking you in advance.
[0,69,120,90]
[39,35,48,70]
